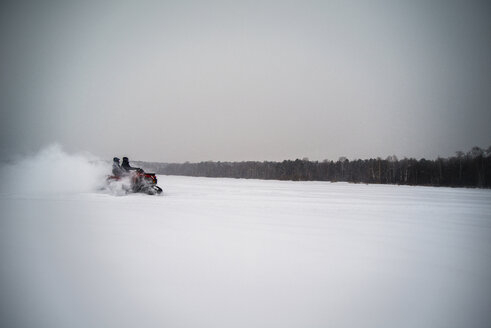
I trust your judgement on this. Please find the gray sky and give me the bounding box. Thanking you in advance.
[1,0,490,162]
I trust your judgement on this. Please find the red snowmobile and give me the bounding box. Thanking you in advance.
[107,169,163,195]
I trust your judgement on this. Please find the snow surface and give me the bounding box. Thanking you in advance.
[1,147,491,328]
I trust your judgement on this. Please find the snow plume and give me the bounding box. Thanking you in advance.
[104,175,133,196]
[0,144,109,195]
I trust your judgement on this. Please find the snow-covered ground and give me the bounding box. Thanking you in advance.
[1,149,491,328]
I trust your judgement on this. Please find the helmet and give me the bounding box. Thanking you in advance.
[122,157,129,162]
[113,157,120,162]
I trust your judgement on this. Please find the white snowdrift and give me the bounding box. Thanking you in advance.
[1,151,491,328]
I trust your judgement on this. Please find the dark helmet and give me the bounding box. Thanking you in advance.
[122,157,129,162]
[113,157,120,162]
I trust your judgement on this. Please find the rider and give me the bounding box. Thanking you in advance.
[121,157,143,188]
[121,157,141,172]
[112,157,124,177]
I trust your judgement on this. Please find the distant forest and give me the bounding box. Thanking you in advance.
[136,146,491,188]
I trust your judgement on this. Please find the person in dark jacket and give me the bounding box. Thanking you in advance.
[121,157,140,172]
[112,157,124,177]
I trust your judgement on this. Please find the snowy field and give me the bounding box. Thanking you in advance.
[1,148,491,328]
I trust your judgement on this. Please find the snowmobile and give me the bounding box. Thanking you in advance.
[107,169,163,195]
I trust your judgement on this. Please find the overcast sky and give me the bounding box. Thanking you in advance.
[1,0,490,162]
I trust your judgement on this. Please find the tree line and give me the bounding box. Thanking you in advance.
[135,146,491,188]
